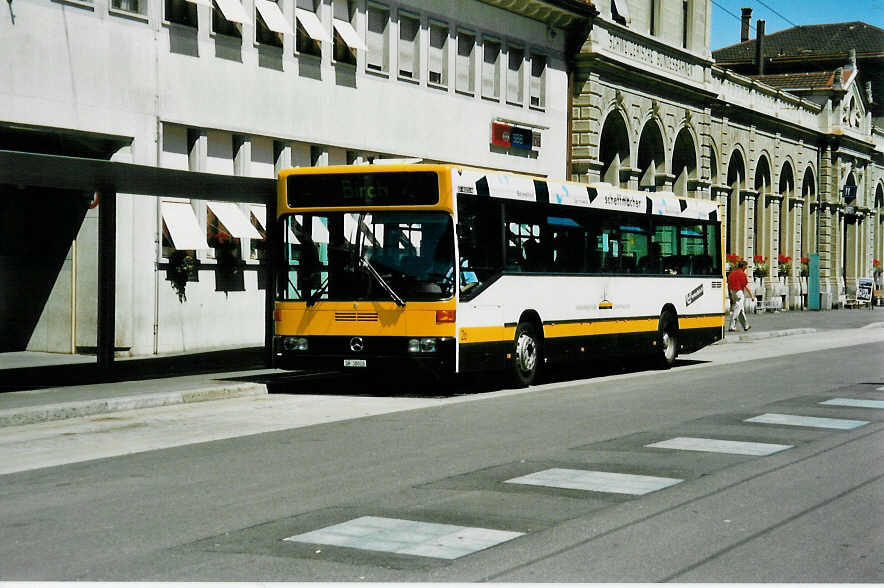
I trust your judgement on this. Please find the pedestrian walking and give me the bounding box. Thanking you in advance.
[727,260,755,332]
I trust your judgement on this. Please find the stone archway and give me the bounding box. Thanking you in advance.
[599,109,630,187]
[801,167,816,259]
[726,149,746,256]
[876,183,884,276]
[637,119,665,191]
[842,172,859,289]
[779,161,795,267]
[671,127,697,197]
[754,155,772,274]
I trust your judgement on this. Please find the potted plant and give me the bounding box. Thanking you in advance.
[168,250,197,302]
[777,254,792,278]
[209,229,245,293]
[726,253,743,273]
[752,255,768,278]
[800,256,810,277]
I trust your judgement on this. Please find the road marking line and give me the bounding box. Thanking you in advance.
[283,516,523,560]
[745,413,869,429]
[820,398,884,410]
[646,437,792,456]
[504,468,683,495]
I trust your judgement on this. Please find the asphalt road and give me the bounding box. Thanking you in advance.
[1,329,882,582]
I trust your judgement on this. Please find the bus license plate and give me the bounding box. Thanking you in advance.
[344,359,367,368]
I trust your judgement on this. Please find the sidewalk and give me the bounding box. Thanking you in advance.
[722,304,884,342]
[1,307,882,428]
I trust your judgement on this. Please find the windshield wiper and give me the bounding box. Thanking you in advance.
[360,256,406,307]
[305,275,329,307]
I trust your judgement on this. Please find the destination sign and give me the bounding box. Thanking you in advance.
[288,172,439,208]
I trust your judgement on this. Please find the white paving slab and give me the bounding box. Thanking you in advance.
[646,437,793,456]
[745,413,869,430]
[504,468,683,495]
[283,516,523,559]
[820,398,884,410]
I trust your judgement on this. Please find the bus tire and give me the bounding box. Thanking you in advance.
[654,311,678,369]
[511,321,542,387]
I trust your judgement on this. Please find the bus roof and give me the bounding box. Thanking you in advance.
[452,167,721,222]
[280,164,721,222]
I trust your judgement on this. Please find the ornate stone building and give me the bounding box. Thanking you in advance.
[569,2,883,309]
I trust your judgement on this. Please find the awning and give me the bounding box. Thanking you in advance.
[162,202,209,250]
[295,7,332,42]
[208,201,263,239]
[185,0,212,8]
[213,0,249,25]
[333,18,366,50]
[256,0,292,34]
[249,204,266,229]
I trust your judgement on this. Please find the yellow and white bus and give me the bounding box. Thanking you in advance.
[272,164,725,386]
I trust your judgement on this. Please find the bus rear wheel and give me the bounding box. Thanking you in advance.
[654,312,678,369]
[511,321,541,387]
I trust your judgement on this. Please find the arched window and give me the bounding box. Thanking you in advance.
[599,110,630,188]
[726,150,746,256]
[637,120,665,191]
[671,128,697,198]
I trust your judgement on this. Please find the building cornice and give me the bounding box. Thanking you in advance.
[476,0,597,28]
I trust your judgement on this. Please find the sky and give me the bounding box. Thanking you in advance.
[709,0,884,50]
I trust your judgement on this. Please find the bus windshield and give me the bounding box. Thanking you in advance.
[278,211,455,303]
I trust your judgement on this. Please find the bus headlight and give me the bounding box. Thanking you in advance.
[409,338,438,353]
[282,336,309,351]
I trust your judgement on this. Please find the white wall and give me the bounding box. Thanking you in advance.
[3,0,571,356]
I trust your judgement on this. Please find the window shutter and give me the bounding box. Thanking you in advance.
[366,5,388,71]
[456,31,475,93]
[398,13,418,77]
[482,39,500,98]
[507,46,523,104]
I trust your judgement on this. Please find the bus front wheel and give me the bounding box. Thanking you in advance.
[654,312,678,369]
[511,321,542,387]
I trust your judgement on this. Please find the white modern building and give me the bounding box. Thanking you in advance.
[0,0,594,356]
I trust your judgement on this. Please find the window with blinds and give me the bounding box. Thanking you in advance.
[482,38,501,99]
[398,11,419,79]
[530,53,546,109]
[333,0,358,65]
[456,30,475,94]
[296,0,323,57]
[507,45,524,105]
[428,20,448,87]
[366,3,389,73]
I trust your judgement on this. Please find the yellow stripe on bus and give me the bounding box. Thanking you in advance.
[459,314,724,344]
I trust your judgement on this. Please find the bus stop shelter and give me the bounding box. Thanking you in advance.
[0,149,278,374]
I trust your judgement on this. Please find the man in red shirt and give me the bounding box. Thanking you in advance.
[727,260,755,332]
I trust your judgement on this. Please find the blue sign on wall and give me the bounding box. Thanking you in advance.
[509,127,533,150]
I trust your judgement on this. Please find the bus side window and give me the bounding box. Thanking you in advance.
[457,196,503,289]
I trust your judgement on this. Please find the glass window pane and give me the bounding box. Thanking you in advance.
[482,39,501,99]
[507,46,524,104]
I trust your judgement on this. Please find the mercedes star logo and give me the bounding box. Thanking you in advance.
[349,337,365,352]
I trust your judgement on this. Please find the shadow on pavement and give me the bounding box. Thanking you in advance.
[245,357,710,398]
[0,347,266,392]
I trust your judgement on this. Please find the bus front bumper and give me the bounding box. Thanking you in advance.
[273,335,456,376]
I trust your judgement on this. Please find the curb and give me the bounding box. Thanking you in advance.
[722,327,817,343]
[0,382,268,428]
